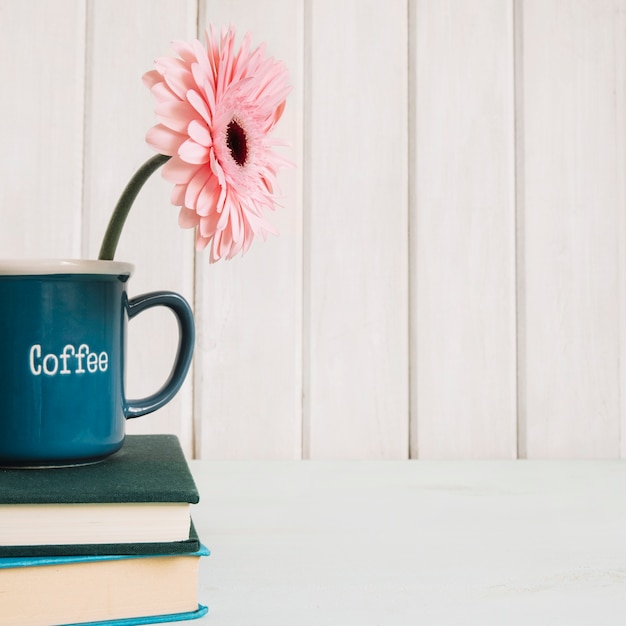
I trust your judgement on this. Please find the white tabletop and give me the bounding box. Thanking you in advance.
[188,460,626,625]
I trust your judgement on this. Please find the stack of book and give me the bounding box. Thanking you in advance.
[0,434,209,626]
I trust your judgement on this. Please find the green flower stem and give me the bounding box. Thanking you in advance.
[98,153,171,260]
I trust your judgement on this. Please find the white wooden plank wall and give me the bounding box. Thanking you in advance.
[517,0,624,459]
[194,0,303,460]
[1,0,625,459]
[0,0,85,258]
[411,0,517,459]
[304,0,409,459]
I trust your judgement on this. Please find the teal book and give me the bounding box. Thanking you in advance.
[76,605,208,625]
[0,545,210,626]
[0,435,200,555]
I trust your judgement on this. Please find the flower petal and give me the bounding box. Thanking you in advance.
[194,37,215,82]
[178,138,210,165]
[145,124,186,156]
[274,99,287,124]
[186,89,212,126]
[142,69,162,90]
[187,119,212,147]
[219,228,234,260]
[228,197,242,243]
[209,231,222,262]
[148,81,177,105]
[191,61,214,104]
[156,101,197,133]
[171,183,186,206]
[184,167,211,209]
[156,57,196,99]
[162,155,200,184]
[171,39,197,64]
[199,211,220,237]
[216,195,231,232]
[178,206,200,229]
[196,233,210,252]
[196,175,220,216]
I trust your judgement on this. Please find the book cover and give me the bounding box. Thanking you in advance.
[0,520,202,558]
[0,543,210,570]
[76,605,208,625]
[0,545,210,626]
[0,435,199,548]
[0,434,199,505]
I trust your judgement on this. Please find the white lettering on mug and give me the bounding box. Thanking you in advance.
[43,353,58,376]
[29,344,109,377]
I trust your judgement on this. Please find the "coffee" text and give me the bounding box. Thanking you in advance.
[29,344,109,376]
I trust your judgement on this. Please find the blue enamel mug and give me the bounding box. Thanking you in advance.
[0,260,194,467]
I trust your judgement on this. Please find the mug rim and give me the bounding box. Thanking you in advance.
[0,259,134,276]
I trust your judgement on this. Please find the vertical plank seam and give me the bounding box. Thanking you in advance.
[300,0,313,460]
[296,0,306,461]
[513,0,526,459]
[193,0,209,460]
[80,1,91,259]
[191,0,201,460]
[616,0,626,459]
[407,0,417,459]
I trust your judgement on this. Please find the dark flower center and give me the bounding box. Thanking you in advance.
[226,119,248,167]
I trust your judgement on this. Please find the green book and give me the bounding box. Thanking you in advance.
[0,435,200,556]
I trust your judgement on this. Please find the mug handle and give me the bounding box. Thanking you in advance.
[123,291,195,419]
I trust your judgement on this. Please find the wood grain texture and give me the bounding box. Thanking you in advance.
[304,0,409,459]
[411,0,517,458]
[3,0,626,460]
[0,0,85,258]
[193,0,303,459]
[618,3,626,461]
[518,0,622,458]
[82,0,197,456]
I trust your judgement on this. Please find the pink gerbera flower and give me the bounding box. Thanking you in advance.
[142,26,291,262]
